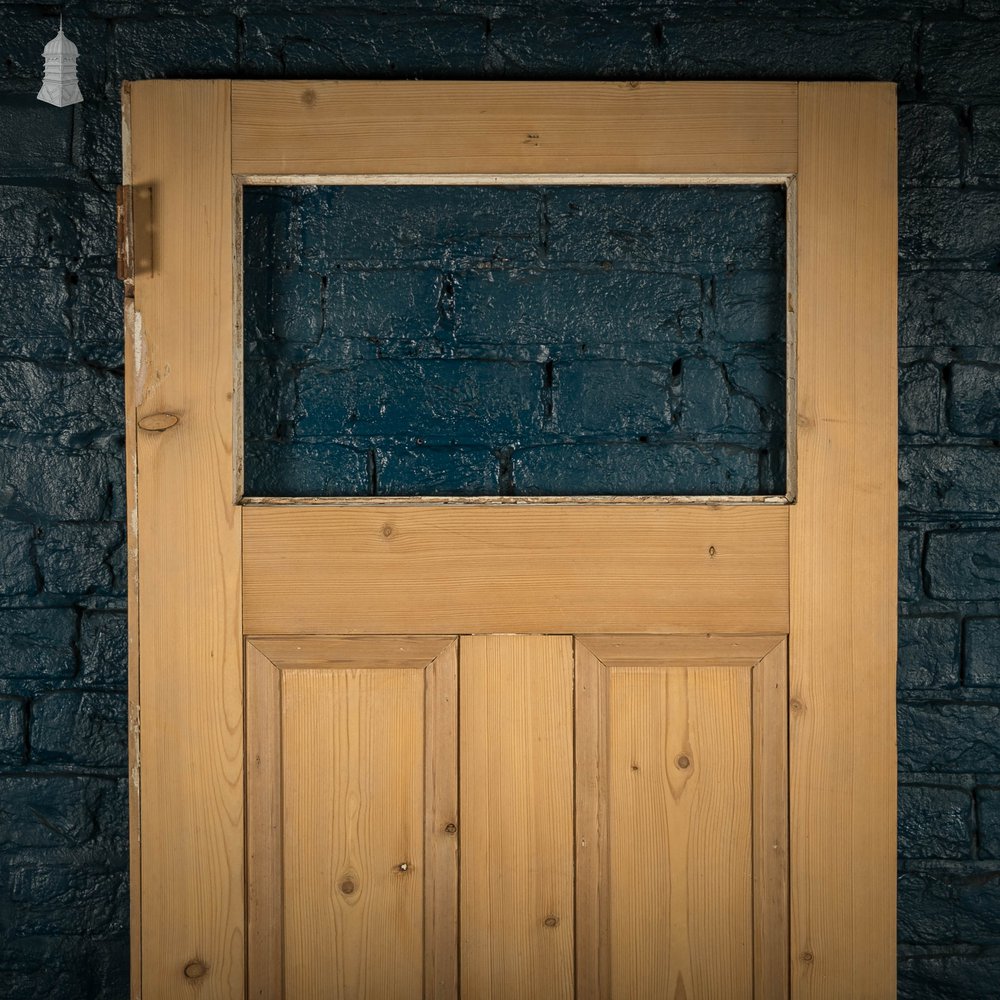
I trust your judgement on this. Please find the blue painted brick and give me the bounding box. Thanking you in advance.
[243,13,487,77]
[0,609,76,681]
[655,16,913,83]
[72,269,125,368]
[36,522,123,598]
[375,445,501,496]
[0,935,129,1000]
[0,93,73,175]
[79,612,127,690]
[898,104,963,183]
[0,265,71,362]
[294,359,545,444]
[900,956,1000,1000]
[31,691,127,768]
[901,270,1000,347]
[922,20,1000,98]
[899,528,925,604]
[0,696,26,765]
[486,10,657,78]
[3,861,127,937]
[972,105,1000,182]
[925,529,1000,600]
[544,185,785,268]
[979,788,1000,859]
[0,445,121,522]
[320,268,439,360]
[297,186,540,266]
[245,440,369,497]
[898,615,960,689]
[0,361,121,437]
[949,362,1000,437]
[112,16,238,79]
[899,362,941,437]
[0,524,36,599]
[898,784,971,859]
[707,271,786,345]
[0,776,125,849]
[513,441,765,496]
[964,617,1000,688]
[902,189,1000,261]
[75,99,122,184]
[900,702,1000,772]
[899,868,1000,945]
[900,446,1000,515]
[244,267,324,360]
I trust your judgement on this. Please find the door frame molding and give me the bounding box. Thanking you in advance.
[122,80,897,998]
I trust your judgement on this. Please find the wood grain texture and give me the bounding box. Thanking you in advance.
[581,633,784,669]
[283,665,425,998]
[249,635,454,669]
[425,642,459,1000]
[753,640,790,1000]
[609,666,753,999]
[246,644,283,999]
[129,80,243,998]
[460,635,575,999]
[574,641,610,1000]
[791,82,897,998]
[231,81,796,176]
[243,506,789,635]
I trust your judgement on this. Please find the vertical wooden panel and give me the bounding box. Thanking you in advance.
[246,644,283,999]
[792,82,897,998]
[575,641,609,1000]
[130,80,242,998]
[608,666,753,1000]
[282,666,425,998]
[425,642,460,999]
[753,640,790,1000]
[460,635,575,998]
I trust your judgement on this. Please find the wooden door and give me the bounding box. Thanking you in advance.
[122,81,897,999]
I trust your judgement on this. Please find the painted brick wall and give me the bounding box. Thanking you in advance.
[243,183,787,497]
[0,2,998,997]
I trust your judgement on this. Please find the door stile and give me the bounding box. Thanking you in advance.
[791,82,897,999]
[129,80,243,998]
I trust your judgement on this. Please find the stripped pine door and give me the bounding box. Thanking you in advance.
[124,81,896,998]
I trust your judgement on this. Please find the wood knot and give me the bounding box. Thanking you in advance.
[800,951,814,964]
[340,878,356,895]
[444,822,457,835]
[790,698,804,714]
[301,88,317,106]
[708,545,716,558]
[543,915,560,928]
[675,754,691,770]
[381,523,393,538]
[394,861,412,874]
[138,412,179,432]
[183,960,208,980]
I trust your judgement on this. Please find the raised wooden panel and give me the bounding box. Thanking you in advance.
[791,82,897,999]
[232,81,797,177]
[246,637,458,999]
[242,506,789,635]
[575,635,788,1000]
[460,635,575,998]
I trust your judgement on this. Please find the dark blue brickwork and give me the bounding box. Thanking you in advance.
[0,2,998,996]
[243,184,787,497]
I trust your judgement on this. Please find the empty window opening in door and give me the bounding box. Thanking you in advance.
[240,183,789,500]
